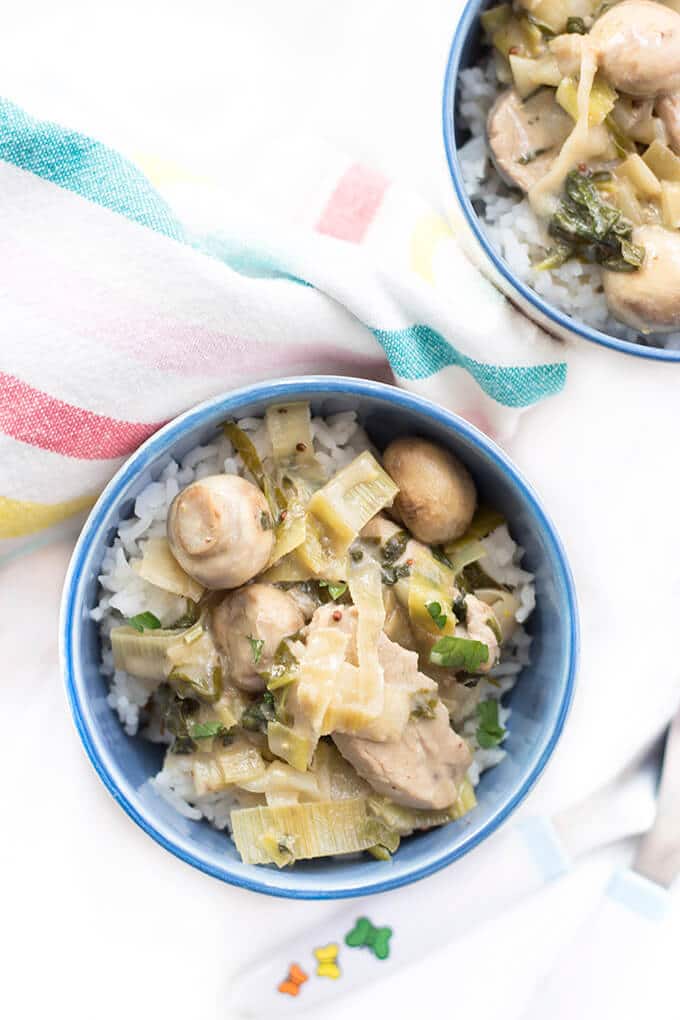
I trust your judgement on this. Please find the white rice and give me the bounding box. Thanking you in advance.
[92,410,535,832]
[457,61,680,351]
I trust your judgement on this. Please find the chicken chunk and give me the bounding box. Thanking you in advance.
[656,93,680,154]
[212,583,304,692]
[603,225,680,332]
[333,702,471,810]
[487,88,573,192]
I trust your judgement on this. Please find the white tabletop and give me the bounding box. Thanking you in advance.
[4,2,680,1018]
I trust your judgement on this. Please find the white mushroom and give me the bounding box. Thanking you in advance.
[212,583,304,692]
[602,225,680,332]
[589,1,680,98]
[167,475,274,589]
[382,437,477,545]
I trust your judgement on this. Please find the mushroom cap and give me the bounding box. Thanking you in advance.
[603,225,680,332]
[212,583,304,692]
[590,1,680,98]
[382,437,477,545]
[167,474,274,589]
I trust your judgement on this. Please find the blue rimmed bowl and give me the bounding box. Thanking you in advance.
[442,0,680,362]
[61,376,578,898]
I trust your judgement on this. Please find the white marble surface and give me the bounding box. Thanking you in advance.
[4,2,680,1018]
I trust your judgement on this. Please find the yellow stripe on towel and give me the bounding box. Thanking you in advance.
[410,213,453,284]
[0,493,96,539]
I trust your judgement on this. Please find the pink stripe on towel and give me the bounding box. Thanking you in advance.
[316,163,389,243]
[0,372,165,460]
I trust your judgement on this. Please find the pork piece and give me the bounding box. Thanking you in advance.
[656,93,680,154]
[487,88,573,192]
[212,583,304,692]
[333,701,471,810]
[603,225,680,332]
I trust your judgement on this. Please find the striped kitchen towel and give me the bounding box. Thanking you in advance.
[0,99,566,561]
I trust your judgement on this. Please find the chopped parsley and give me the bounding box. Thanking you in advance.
[319,580,348,601]
[189,720,228,740]
[426,601,447,630]
[241,690,277,733]
[247,636,265,664]
[566,15,587,32]
[381,563,411,586]
[518,146,550,165]
[453,593,468,624]
[381,531,409,565]
[350,547,364,563]
[476,699,506,749]
[259,510,273,530]
[430,635,489,672]
[127,611,161,632]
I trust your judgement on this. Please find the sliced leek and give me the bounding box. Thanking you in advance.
[361,817,401,856]
[267,720,315,772]
[265,401,315,465]
[643,140,680,183]
[297,452,398,575]
[444,538,487,577]
[132,537,204,601]
[240,762,321,805]
[111,624,190,683]
[311,741,371,800]
[191,742,266,796]
[366,780,476,835]
[231,798,374,865]
[556,73,617,127]
[166,630,223,702]
[347,554,385,711]
[408,547,456,637]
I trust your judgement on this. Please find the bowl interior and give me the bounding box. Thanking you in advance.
[442,0,680,362]
[63,378,577,898]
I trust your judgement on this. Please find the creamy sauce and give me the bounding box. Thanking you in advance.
[529,45,602,217]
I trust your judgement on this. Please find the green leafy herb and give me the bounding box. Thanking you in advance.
[459,561,504,593]
[319,580,348,601]
[248,636,265,664]
[189,720,227,740]
[547,169,645,273]
[533,242,574,271]
[381,530,409,565]
[426,601,447,630]
[350,547,364,563]
[127,611,161,632]
[453,593,468,624]
[241,690,277,733]
[476,699,506,749]
[430,635,489,672]
[518,146,550,165]
[261,635,301,691]
[168,662,223,703]
[566,15,587,32]
[259,510,273,531]
[381,563,411,586]
[159,688,200,754]
[431,546,454,569]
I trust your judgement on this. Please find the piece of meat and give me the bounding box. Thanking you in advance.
[463,594,500,673]
[212,583,304,692]
[656,93,680,154]
[487,88,573,192]
[603,225,680,332]
[333,702,471,810]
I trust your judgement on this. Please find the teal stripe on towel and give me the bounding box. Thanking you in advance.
[0,97,187,242]
[373,325,566,406]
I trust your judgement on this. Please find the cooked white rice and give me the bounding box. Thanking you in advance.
[92,410,535,832]
[457,60,680,351]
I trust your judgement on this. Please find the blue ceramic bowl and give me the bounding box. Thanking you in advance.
[442,0,680,362]
[61,377,578,899]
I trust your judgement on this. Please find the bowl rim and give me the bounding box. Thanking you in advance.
[442,0,680,363]
[60,375,579,899]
